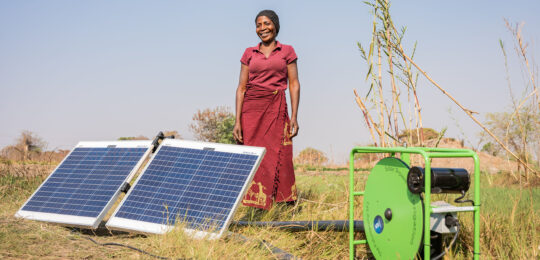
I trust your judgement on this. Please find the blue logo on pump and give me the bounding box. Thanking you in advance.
[374,215,384,234]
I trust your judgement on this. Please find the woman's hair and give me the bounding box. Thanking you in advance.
[255,10,280,35]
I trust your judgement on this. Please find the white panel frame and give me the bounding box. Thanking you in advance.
[15,140,153,229]
[106,139,265,239]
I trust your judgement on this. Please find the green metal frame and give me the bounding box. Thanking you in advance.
[349,147,480,260]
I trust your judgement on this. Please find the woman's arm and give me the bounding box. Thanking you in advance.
[287,61,300,138]
[233,64,249,143]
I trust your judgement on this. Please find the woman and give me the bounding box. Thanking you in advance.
[233,10,300,210]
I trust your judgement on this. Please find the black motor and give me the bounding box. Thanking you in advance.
[407,166,470,194]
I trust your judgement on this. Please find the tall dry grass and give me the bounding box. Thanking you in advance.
[355,0,539,177]
[1,160,538,259]
[355,0,424,148]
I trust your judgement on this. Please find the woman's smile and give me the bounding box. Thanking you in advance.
[256,16,276,43]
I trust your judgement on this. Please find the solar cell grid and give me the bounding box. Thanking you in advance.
[107,140,264,237]
[16,141,151,228]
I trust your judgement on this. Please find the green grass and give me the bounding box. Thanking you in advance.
[0,164,538,259]
[462,185,539,259]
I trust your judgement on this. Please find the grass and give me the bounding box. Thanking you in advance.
[0,163,538,259]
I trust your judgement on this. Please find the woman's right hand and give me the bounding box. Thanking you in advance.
[233,122,243,144]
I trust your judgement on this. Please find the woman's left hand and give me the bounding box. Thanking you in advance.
[290,118,299,138]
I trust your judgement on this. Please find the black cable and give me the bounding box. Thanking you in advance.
[72,229,295,260]
[82,236,172,259]
[71,229,181,260]
[232,220,364,232]
[431,222,460,260]
[226,231,298,260]
[454,190,474,205]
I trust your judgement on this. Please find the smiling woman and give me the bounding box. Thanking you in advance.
[233,10,301,210]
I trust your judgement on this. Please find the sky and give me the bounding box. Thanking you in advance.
[1,1,539,163]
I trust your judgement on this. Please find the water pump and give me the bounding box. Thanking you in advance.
[349,147,480,260]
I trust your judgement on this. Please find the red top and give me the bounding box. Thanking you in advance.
[240,41,297,91]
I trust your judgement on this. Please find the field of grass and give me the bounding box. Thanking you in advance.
[0,162,538,259]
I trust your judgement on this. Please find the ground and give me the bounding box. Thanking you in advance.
[0,151,538,259]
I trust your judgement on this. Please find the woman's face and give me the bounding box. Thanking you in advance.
[256,16,276,43]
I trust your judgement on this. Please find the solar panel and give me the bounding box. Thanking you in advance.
[106,139,265,239]
[15,140,152,228]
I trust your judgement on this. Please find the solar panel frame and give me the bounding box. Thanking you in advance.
[106,139,265,239]
[15,140,153,229]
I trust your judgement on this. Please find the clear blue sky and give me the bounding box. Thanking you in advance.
[1,1,539,163]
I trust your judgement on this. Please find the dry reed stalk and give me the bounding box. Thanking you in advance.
[376,40,386,146]
[389,23,423,146]
[392,45,539,176]
[382,0,406,144]
[357,3,540,176]
[354,89,380,146]
[499,38,521,179]
[504,19,539,111]
[501,20,539,178]
[357,1,422,148]
[384,16,398,142]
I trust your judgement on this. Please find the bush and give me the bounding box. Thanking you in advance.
[398,128,440,144]
[190,107,235,144]
[162,131,182,140]
[294,147,328,166]
[0,131,47,161]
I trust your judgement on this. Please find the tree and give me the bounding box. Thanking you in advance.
[294,147,328,166]
[398,128,440,145]
[2,131,47,161]
[190,106,235,144]
[484,110,539,165]
[481,142,499,156]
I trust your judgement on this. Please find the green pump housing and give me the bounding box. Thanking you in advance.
[348,147,480,260]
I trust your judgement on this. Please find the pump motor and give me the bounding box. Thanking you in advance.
[407,166,470,194]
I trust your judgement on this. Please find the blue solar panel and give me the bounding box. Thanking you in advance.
[16,141,151,227]
[107,140,264,237]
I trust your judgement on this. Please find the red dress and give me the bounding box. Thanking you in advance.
[240,41,297,210]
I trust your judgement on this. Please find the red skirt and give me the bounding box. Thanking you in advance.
[241,85,296,210]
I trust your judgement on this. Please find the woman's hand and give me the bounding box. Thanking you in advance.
[234,64,248,144]
[233,122,243,144]
[287,61,300,139]
[290,118,299,138]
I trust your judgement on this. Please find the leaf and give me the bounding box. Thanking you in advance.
[434,127,448,147]
[384,131,401,144]
[411,41,418,59]
[358,42,367,60]
[366,83,374,98]
[363,1,375,8]
[368,40,374,61]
